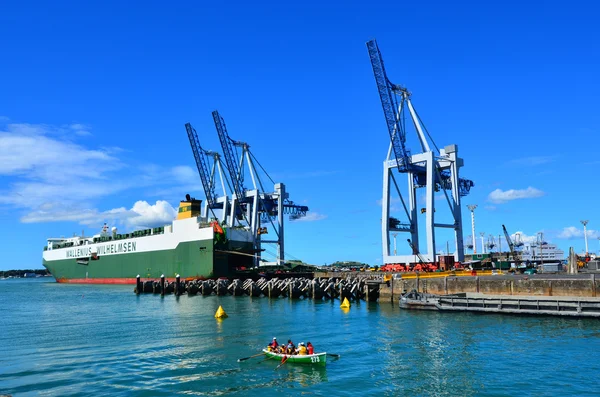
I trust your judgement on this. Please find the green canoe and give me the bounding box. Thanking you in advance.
[262,349,327,366]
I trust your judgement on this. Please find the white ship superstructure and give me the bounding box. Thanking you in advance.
[521,242,565,262]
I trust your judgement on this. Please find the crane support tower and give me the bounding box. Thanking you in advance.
[367,39,474,266]
[210,110,309,268]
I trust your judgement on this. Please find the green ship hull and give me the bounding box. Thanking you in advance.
[43,239,253,284]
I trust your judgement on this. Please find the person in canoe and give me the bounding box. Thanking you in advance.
[268,337,278,352]
[307,342,314,355]
[296,342,308,355]
[286,339,296,355]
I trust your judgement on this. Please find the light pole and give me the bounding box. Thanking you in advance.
[467,205,477,254]
[480,232,486,254]
[537,232,544,267]
[392,233,398,256]
[498,234,503,269]
[581,220,589,255]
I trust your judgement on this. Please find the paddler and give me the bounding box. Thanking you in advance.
[268,337,278,352]
[286,339,295,355]
[297,342,308,355]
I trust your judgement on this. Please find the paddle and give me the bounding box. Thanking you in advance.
[275,355,289,370]
[237,352,265,362]
[257,354,276,364]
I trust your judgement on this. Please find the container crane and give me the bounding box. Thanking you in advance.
[212,110,309,267]
[465,235,474,250]
[486,235,496,251]
[184,122,230,221]
[367,39,474,266]
[213,111,248,220]
[502,224,524,271]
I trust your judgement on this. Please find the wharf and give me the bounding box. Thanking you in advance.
[400,291,600,318]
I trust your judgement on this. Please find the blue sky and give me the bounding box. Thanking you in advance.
[1,0,599,270]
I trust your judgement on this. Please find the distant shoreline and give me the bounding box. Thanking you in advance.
[1,269,51,279]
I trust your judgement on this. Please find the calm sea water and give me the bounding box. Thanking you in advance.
[1,278,599,396]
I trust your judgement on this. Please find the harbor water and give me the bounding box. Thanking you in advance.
[1,278,599,396]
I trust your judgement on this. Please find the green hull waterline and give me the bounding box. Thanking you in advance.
[43,239,253,282]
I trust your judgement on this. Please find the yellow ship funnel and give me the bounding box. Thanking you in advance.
[215,305,228,319]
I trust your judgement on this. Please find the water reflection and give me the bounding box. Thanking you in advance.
[277,364,329,386]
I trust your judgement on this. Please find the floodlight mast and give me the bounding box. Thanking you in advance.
[581,220,589,255]
[467,205,477,254]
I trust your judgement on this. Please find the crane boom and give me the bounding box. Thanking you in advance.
[185,122,217,210]
[213,110,246,203]
[502,224,516,257]
[367,39,411,172]
[407,239,427,264]
[367,39,474,196]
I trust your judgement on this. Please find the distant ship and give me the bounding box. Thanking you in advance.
[521,241,565,262]
[42,196,254,284]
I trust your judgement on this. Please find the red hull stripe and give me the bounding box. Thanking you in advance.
[56,278,137,284]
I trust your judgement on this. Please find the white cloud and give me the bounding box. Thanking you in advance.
[21,200,177,230]
[510,232,539,245]
[487,187,545,204]
[291,212,327,222]
[507,156,556,166]
[68,123,92,136]
[123,200,178,229]
[0,123,118,177]
[0,123,130,211]
[0,122,201,223]
[484,205,497,211]
[21,205,105,225]
[557,226,599,240]
[171,165,198,183]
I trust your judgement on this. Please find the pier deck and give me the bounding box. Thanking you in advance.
[400,291,600,318]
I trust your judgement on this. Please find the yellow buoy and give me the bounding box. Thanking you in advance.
[215,305,228,318]
[340,297,350,308]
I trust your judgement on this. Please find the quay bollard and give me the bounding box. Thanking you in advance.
[160,274,165,297]
[136,275,141,294]
[175,274,181,296]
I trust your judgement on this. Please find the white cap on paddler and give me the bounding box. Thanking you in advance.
[273,337,276,340]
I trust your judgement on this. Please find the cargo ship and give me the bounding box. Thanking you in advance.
[42,196,254,284]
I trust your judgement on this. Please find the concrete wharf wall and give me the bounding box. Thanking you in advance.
[373,274,599,302]
[314,272,599,301]
[135,272,599,303]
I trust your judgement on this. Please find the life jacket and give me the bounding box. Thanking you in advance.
[298,345,308,355]
[307,345,314,354]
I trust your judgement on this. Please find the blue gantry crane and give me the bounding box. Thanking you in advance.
[367,39,474,265]
[185,122,230,220]
[212,111,247,211]
[212,110,308,267]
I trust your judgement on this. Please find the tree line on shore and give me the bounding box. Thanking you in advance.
[2,269,50,277]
